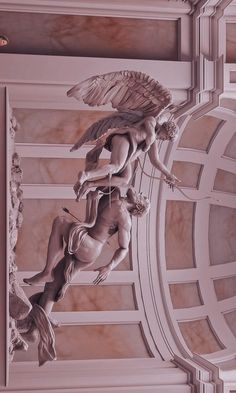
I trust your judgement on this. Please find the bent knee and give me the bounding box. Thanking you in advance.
[53,215,69,227]
[107,163,123,175]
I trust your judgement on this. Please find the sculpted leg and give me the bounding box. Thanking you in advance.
[74,135,130,199]
[38,255,93,315]
[23,216,71,285]
[76,164,133,200]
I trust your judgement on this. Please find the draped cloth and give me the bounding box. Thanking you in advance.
[67,222,88,255]
[30,303,56,366]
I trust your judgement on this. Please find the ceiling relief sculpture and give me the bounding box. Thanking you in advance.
[1,0,236,392]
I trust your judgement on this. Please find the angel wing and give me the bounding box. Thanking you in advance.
[67,70,172,151]
[70,110,143,152]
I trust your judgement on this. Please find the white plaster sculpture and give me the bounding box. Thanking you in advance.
[67,70,180,200]
[8,115,32,360]
[22,187,150,365]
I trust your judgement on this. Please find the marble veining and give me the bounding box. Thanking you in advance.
[209,205,236,265]
[169,282,202,308]
[213,276,236,301]
[0,12,178,60]
[179,115,222,151]
[224,132,236,160]
[214,169,236,194]
[14,109,112,144]
[165,201,195,269]
[54,324,151,360]
[178,319,224,354]
[53,285,136,312]
[21,157,107,185]
[226,23,236,63]
[171,161,202,188]
[224,310,236,337]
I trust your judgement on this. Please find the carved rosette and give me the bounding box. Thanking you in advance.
[8,113,32,361]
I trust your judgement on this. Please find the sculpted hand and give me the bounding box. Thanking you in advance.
[93,265,112,285]
[164,173,180,191]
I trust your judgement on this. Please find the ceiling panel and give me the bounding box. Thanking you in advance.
[0,12,178,60]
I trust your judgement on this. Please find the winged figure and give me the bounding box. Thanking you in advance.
[67,70,180,199]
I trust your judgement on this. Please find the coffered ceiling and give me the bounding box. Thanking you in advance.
[1,0,236,391]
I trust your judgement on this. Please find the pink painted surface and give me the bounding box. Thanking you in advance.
[178,319,224,354]
[209,205,236,265]
[14,108,112,144]
[171,161,202,188]
[0,12,178,60]
[226,23,236,63]
[224,132,236,159]
[213,276,236,301]
[224,310,236,337]
[179,115,222,151]
[214,169,236,194]
[169,282,202,309]
[165,201,195,269]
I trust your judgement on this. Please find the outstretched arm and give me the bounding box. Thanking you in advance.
[93,218,131,285]
[148,140,179,186]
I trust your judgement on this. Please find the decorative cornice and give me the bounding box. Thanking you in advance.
[0,0,193,17]
[174,353,224,393]
[175,0,232,121]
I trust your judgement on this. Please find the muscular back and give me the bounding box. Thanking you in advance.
[88,197,131,244]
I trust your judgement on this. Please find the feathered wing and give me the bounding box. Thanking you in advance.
[67,70,172,151]
[70,111,142,152]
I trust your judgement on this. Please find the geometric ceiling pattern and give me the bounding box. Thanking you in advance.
[1,0,236,392]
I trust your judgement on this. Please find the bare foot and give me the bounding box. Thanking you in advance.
[23,271,54,286]
[76,181,89,201]
[73,171,87,195]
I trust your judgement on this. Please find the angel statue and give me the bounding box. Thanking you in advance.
[67,70,180,200]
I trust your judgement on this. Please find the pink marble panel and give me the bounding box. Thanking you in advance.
[230,72,236,83]
[55,324,150,360]
[209,205,236,265]
[179,116,222,151]
[178,319,224,354]
[53,285,136,312]
[224,310,236,337]
[0,12,178,60]
[13,323,150,362]
[214,169,236,194]
[213,276,236,301]
[165,201,195,269]
[16,199,131,272]
[23,283,135,312]
[220,99,236,112]
[169,282,202,309]
[14,109,112,144]
[226,23,236,63]
[21,157,107,184]
[171,161,202,188]
[224,132,236,159]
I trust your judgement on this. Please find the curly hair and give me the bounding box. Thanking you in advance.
[130,193,150,217]
[161,120,179,142]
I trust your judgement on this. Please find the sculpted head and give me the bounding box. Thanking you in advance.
[126,188,150,217]
[156,120,179,142]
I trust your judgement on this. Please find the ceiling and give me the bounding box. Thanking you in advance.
[1,0,236,387]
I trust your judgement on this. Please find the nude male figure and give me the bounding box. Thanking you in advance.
[23,188,150,315]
